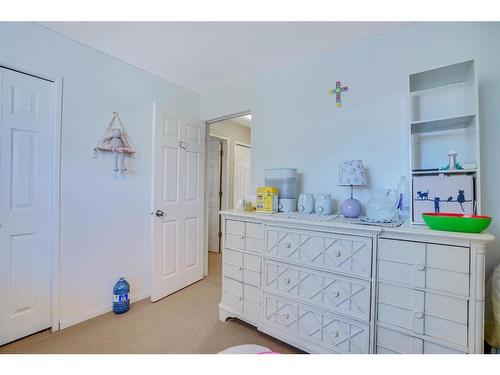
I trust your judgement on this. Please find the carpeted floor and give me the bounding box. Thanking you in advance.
[0,252,302,354]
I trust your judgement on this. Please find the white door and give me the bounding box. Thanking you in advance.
[0,68,55,345]
[234,143,251,207]
[151,104,205,302]
[207,137,221,252]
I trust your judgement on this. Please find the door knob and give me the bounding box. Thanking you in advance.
[155,210,165,217]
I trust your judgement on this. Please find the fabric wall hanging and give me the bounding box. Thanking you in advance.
[94,111,136,173]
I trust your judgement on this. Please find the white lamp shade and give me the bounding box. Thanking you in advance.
[338,160,366,186]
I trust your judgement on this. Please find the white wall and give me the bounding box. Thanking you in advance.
[209,120,251,208]
[201,22,500,275]
[202,80,253,121]
[0,22,201,327]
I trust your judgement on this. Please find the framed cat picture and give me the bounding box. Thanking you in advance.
[412,174,475,224]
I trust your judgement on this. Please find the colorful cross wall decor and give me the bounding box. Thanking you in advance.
[329,80,349,108]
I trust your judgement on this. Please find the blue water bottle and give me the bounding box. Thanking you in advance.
[113,277,130,314]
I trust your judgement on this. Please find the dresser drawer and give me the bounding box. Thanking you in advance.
[245,222,264,254]
[223,248,261,285]
[226,219,245,234]
[246,222,264,240]
[223,248,243,282]
[224,276,243,297]
[262,292,370,354]
[223,277,261,320]
[223,277,243,312]
[266,226,372,279]
[264,260,371,321]
[376,326,465,354]
[243,252,261,287]
[377,282,468,347]
[243,298,261,319]
[244,283,261,304]
[242,283,261,320]
[226,235,245,251]
[378,238,469,296]
[225,219,264,254]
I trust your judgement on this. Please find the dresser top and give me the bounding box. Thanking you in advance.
[220,210,495,243]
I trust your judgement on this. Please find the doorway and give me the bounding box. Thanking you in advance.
[205,113,252,254]
[0,66,59,345]
[207,135,228,252]
[233,142,251,209]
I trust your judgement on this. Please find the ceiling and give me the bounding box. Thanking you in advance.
[39,22,411,93]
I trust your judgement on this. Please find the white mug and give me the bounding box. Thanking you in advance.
[315,194,333,215]
[298,194,314,214]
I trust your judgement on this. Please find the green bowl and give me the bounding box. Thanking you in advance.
[422,213,492,233]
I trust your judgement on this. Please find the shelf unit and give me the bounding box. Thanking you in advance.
[408,60,481,223]
[411,169,477,176]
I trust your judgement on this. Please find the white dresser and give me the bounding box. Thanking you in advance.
[218,210,495,354]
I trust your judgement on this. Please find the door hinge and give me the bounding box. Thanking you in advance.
[220,149,224,157]
[219,191,223,198]
[218,232,222,238]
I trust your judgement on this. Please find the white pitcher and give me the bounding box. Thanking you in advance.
[365,189,398,222]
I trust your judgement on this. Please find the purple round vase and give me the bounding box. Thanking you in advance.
[341,198,362,218]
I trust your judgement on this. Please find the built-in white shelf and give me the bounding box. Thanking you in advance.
[411,114,475,134]
[409,59,481,222]
[410,80,473,97]
[411,169,477,176]
[410,60,474,92]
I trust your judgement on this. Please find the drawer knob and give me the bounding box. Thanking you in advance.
[333,291,340,297]
[333,250,341,257]
[239,266,243,271]
[240,234,245,239]
[284,278,291,284]
[415,311,424,319]
[284,242,291,248]
[283,313,289,320]
[415,263,426,271]
[239,297,243,301]
[333,331,339,338]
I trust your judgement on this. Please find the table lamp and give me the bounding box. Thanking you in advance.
[338,160,366,218]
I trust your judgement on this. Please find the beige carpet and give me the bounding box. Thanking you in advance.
[0,252,302,354]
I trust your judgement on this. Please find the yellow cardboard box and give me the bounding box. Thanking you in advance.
[256,187,279,213]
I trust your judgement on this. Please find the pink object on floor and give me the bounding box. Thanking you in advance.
[218,344,280,354]
[256,351,280,354]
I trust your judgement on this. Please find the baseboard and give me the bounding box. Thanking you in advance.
[59,288,150,330]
